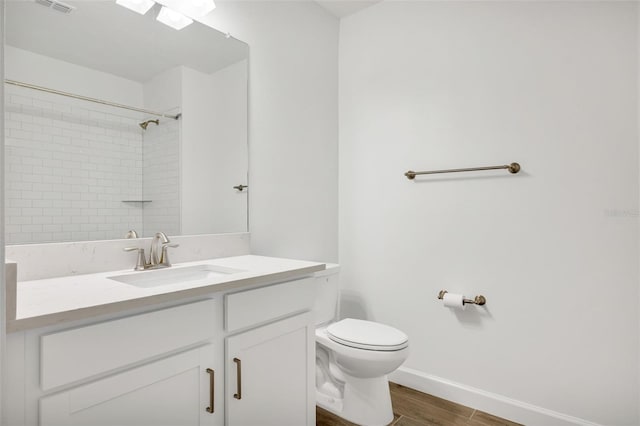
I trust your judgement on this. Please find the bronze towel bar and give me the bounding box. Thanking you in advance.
[405,162,520,180]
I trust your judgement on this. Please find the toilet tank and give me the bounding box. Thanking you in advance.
[313,264,341,326]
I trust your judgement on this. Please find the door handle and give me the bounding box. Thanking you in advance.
[233,184,248,192]
[233,358,242,400]
[206,368,215,413]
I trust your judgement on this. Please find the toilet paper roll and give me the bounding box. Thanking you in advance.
[443,293,465,310]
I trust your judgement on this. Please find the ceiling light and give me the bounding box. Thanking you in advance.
[116,0,155,15]
[156,6,193,30]
[186,0,216,17]
[155,0,215,18]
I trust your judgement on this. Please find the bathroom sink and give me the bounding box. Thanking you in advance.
[108,264,244,288]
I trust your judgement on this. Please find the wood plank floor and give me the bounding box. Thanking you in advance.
[316,383,523,426]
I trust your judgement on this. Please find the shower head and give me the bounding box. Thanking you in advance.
[139,119,159,130]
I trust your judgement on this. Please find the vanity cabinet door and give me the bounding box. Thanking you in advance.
[40,344,219,426]
[226,312,314,426]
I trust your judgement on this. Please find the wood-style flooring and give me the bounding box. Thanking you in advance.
[316,383,523,426]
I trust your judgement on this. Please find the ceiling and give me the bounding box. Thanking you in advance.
[5,0,379,85]
[5,0,248,83]
[314,0,382,18]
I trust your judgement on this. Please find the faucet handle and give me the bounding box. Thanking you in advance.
[123,247,146,271]
[124,230,138,239]
[159,243,179,266]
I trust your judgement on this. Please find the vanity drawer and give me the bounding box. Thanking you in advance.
[41,298,216,390]
[225,277,315,332]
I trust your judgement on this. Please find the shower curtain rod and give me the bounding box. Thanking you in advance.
[4,79,181,120]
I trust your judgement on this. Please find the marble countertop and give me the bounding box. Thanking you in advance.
[8,255,325,332]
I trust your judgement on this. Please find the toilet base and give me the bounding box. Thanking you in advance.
[317,374,394,426]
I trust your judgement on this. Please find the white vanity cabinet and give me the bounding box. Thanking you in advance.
[224,277,316,426]
[5,272,318,426]
[226,313,314,426]
[40,344,217,426]
[7,298,224,426]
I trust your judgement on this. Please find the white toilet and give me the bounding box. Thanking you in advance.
[313,265,409,426]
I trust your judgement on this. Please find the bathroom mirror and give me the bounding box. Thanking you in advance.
[4,0,249,244]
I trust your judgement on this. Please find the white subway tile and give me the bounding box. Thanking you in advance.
[53,216,72,225]
[21,224,44,233]
[6,91,149,244]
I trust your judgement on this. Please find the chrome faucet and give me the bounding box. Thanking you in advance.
[123,232,179,271]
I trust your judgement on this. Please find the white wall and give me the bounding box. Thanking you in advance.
[201,1,339,263]
[339,2,638,425]
[180,63,248,235]
[1,1,6,422]
[5,46,143,107]
[638,4,640,417]
[181,66,217,235]
[207,60,249,233]
[142,66,182,113]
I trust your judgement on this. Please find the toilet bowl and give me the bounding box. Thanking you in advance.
[313,266,409,426]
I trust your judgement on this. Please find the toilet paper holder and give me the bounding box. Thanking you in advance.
[438,290,486,306]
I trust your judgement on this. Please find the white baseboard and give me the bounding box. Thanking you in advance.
[389,367,602,426]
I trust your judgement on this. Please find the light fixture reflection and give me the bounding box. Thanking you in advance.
[156,6,193,30]
[155,0,215,18]
[115,0,155,15]
[192,0,216,16]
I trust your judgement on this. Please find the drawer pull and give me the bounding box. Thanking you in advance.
[233,358,242,400]
[206,368,215,413]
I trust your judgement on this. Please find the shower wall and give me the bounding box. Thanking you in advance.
[142,118,180,237]
[4,47,186,245]
[5,83,144,244]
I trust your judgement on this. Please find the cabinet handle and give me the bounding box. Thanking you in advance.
[206,368,215,413]
[233,357,242,400]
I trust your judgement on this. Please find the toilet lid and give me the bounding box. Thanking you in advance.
[327,319,409,351]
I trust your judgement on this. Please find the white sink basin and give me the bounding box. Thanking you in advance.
[108,264,244,288]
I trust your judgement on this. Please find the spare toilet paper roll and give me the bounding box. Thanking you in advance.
[442,293,465,310]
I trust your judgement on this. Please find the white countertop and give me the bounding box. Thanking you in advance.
[9,255,325,332]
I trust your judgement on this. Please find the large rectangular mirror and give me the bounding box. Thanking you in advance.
[4,0,249,244]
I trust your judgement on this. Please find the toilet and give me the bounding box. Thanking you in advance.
[313,265,409,426]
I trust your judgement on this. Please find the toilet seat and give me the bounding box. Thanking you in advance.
[327,319,409,351]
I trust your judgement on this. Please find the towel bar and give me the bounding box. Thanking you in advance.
[405,162,520,180]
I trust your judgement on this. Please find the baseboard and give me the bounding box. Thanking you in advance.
[389,367,602,426]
